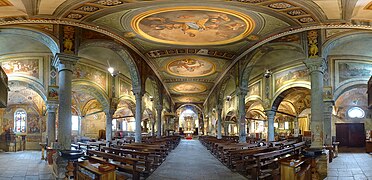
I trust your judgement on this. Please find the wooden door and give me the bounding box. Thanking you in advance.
[336,123,365,147]
[336,123,349,146]
[348,123,365,147]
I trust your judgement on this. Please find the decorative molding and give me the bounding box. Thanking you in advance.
[163,78,214,83]
[0,0,12,6]
[146,49,235,60]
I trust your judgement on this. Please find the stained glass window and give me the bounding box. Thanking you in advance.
[14,109,26,133]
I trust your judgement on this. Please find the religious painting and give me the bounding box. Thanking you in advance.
[0,57,42,81]
[172,83,207,93]
[247,81,261,97]
[119,79,133,97]
[131,6,255,45]
[166,58,216,77]
[48,86,59,101]
[73,63,108,91]
[27,114,40,134]
[335,60,372,87]
[175,96,203,102]
[26,135,41,142]
[273,66,309,91]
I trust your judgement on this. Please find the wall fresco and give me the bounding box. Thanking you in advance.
[274,66,309,91]
[73,63,107,91]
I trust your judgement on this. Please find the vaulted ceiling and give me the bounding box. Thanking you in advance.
[1,0,371,104]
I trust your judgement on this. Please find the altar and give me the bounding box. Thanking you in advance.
[184,131,194,140]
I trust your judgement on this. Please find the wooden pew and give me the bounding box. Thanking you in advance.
[87,150,142,180]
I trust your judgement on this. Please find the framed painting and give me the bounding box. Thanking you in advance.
[48,86,59,101]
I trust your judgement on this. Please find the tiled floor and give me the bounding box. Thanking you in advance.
[0,144,371,180]
[327,152,372,180]
[147,140,247,180]
[0,151,53,180]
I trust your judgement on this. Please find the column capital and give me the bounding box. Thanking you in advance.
[132,88,144,97]
[53,53,79,72]
[264,110,276,117]
[156,104,163,111]
[46,101,59,112]
[303,57,326,74]
[236,87,248,97]
[216,105,223,111]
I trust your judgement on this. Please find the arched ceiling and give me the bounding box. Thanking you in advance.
[0,0,371,104]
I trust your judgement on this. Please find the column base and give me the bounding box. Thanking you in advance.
[52,153,68,180]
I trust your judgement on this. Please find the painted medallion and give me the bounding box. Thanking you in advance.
[131,6,255,45]
[167,58,215,77]
[172,83,207,94]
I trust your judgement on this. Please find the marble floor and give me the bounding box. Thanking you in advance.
[147,139,247,180]
[0,143,371,180]
[326,152,372,180]
[0,151,53,180]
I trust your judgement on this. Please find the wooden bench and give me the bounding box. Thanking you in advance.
[87,150,142,180]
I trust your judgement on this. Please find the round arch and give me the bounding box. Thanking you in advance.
[79,40,141,89]
[334,81,368,101]
[271,82,311,109]
[72,80,109,112]
[8,78,47,102]
[0,28,59,55]
[322,31,372,58]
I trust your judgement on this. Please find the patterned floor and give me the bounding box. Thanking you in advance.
[0,151,53,180]
[0,143,371,180]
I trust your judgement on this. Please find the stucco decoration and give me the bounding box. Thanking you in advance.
[166,58,215,77]
[172,83,207,94]
[132,6,255,45]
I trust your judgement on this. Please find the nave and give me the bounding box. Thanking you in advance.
[147,140,246,180]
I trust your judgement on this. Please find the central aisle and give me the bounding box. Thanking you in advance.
[147,139,247,180]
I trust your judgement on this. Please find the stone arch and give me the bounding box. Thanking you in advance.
[8,77,47,102]
[0,28,59,55]
[334,81,368,101]
[144,76,161,105]
[218,74,235,105]
[272,82,311,109]
[72,80,109,112]
[322,31,372,59]
[271,86,311,114]
[241,43,306,88]
[78,40,141,90]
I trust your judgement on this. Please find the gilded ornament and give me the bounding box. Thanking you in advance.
[268,2,293,9]
[307,30,319,58]
[63,26,75,53]
[67,13,83,20]
[123,32,136,38]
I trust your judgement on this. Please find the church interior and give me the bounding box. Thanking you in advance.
[0,0,372,179]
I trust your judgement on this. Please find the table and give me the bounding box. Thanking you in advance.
[77,160,116,180]
[366,140,372,153]
[280,156,311,180]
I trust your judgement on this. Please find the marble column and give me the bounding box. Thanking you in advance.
[237,88,248,143]
[133,91,143,143]
[156,104,163,138]
[324,100,334,145]
[265,110,276,142]
[105,109,114,145]
[54,53,79,150]
[217,106,222,139]
[46,101,58,146]
[304,58,325,148]
[293,117,299,138]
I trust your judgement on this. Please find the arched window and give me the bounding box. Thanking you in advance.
[14,109,27,133]
[347,107,365,119]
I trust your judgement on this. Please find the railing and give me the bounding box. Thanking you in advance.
[0,66,8,108]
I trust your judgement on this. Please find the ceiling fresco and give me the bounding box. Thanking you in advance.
[1,0,372,105]
[166,58,216,77]
[131,7,254,45]
[172,82,207,94]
